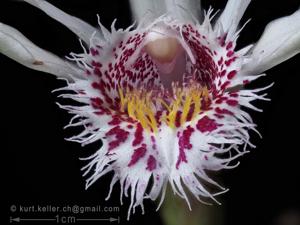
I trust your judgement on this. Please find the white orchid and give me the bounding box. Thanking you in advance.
[1,0,299,219]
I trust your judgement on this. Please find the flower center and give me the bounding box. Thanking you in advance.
[115,27,220,132]
[119,84,210,132]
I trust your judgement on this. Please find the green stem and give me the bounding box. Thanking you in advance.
[160,187,225,225]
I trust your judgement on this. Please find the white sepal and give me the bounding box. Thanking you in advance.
[164,0,202,22]
[242,9,300,74]
[129,0,202,25]
[0,22,81,79]
[129,0,167,23]
[216,0,251,39]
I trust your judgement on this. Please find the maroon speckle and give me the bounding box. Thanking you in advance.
[218,33,227,47]
[176,126,195,169]
[218,57,224,66]
[132,123,144,147]
[146,155,157,171]
[91,82,100,89]
[179,126,194,149]
[225,57,237,66]
[201,98,212,111]
[90,97,103,109]
[106,126,129,151]
[196,116,219,133]
[128,144,147,167]
[226,51,234,57]
[227,70,237,79]
[90,48,99,56]
[216,99,223,104]
[220,70,227,77]
[226,99,239,107]
[229,92,239,98]
[243,80,250,85]
[215,96,228,104]
[151,135,157,150]
[214,113,224,119]
[215,107,234,115]
[226,41,233,50]
[175,111,182,128]
[186,104,195,122]
[108,116,122,125]
[93,67,102,76]
[221,81,230,90]
[91,61,102,67]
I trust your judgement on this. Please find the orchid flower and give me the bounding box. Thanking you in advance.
[1,0,300,219]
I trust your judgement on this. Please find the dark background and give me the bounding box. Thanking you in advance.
[1,0,300,225]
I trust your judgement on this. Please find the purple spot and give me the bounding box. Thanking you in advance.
[128,144,147,167]
[106,126,129,151]
[227,70,237,79]
[176,126,195,169]
[196,116,219,133]
[215,107,234,115]
[132,123,144,147]
[226,99,238,107]
[146,155,157,171]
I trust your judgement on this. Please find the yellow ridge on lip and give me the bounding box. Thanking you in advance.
[118,85,209,132]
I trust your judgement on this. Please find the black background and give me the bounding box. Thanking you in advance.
[1,0,300,225]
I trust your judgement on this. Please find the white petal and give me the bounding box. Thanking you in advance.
[242,9,300,74]
[129,0,201,24]
[0,22,81,79]
[164,0,202,22]
[216,0,251,37]
[23,0,101,44]
[129,0,166,22]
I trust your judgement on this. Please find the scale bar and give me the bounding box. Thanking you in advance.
[21,219,56,221]
[10,216,120,223]
[77,218,110,221]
